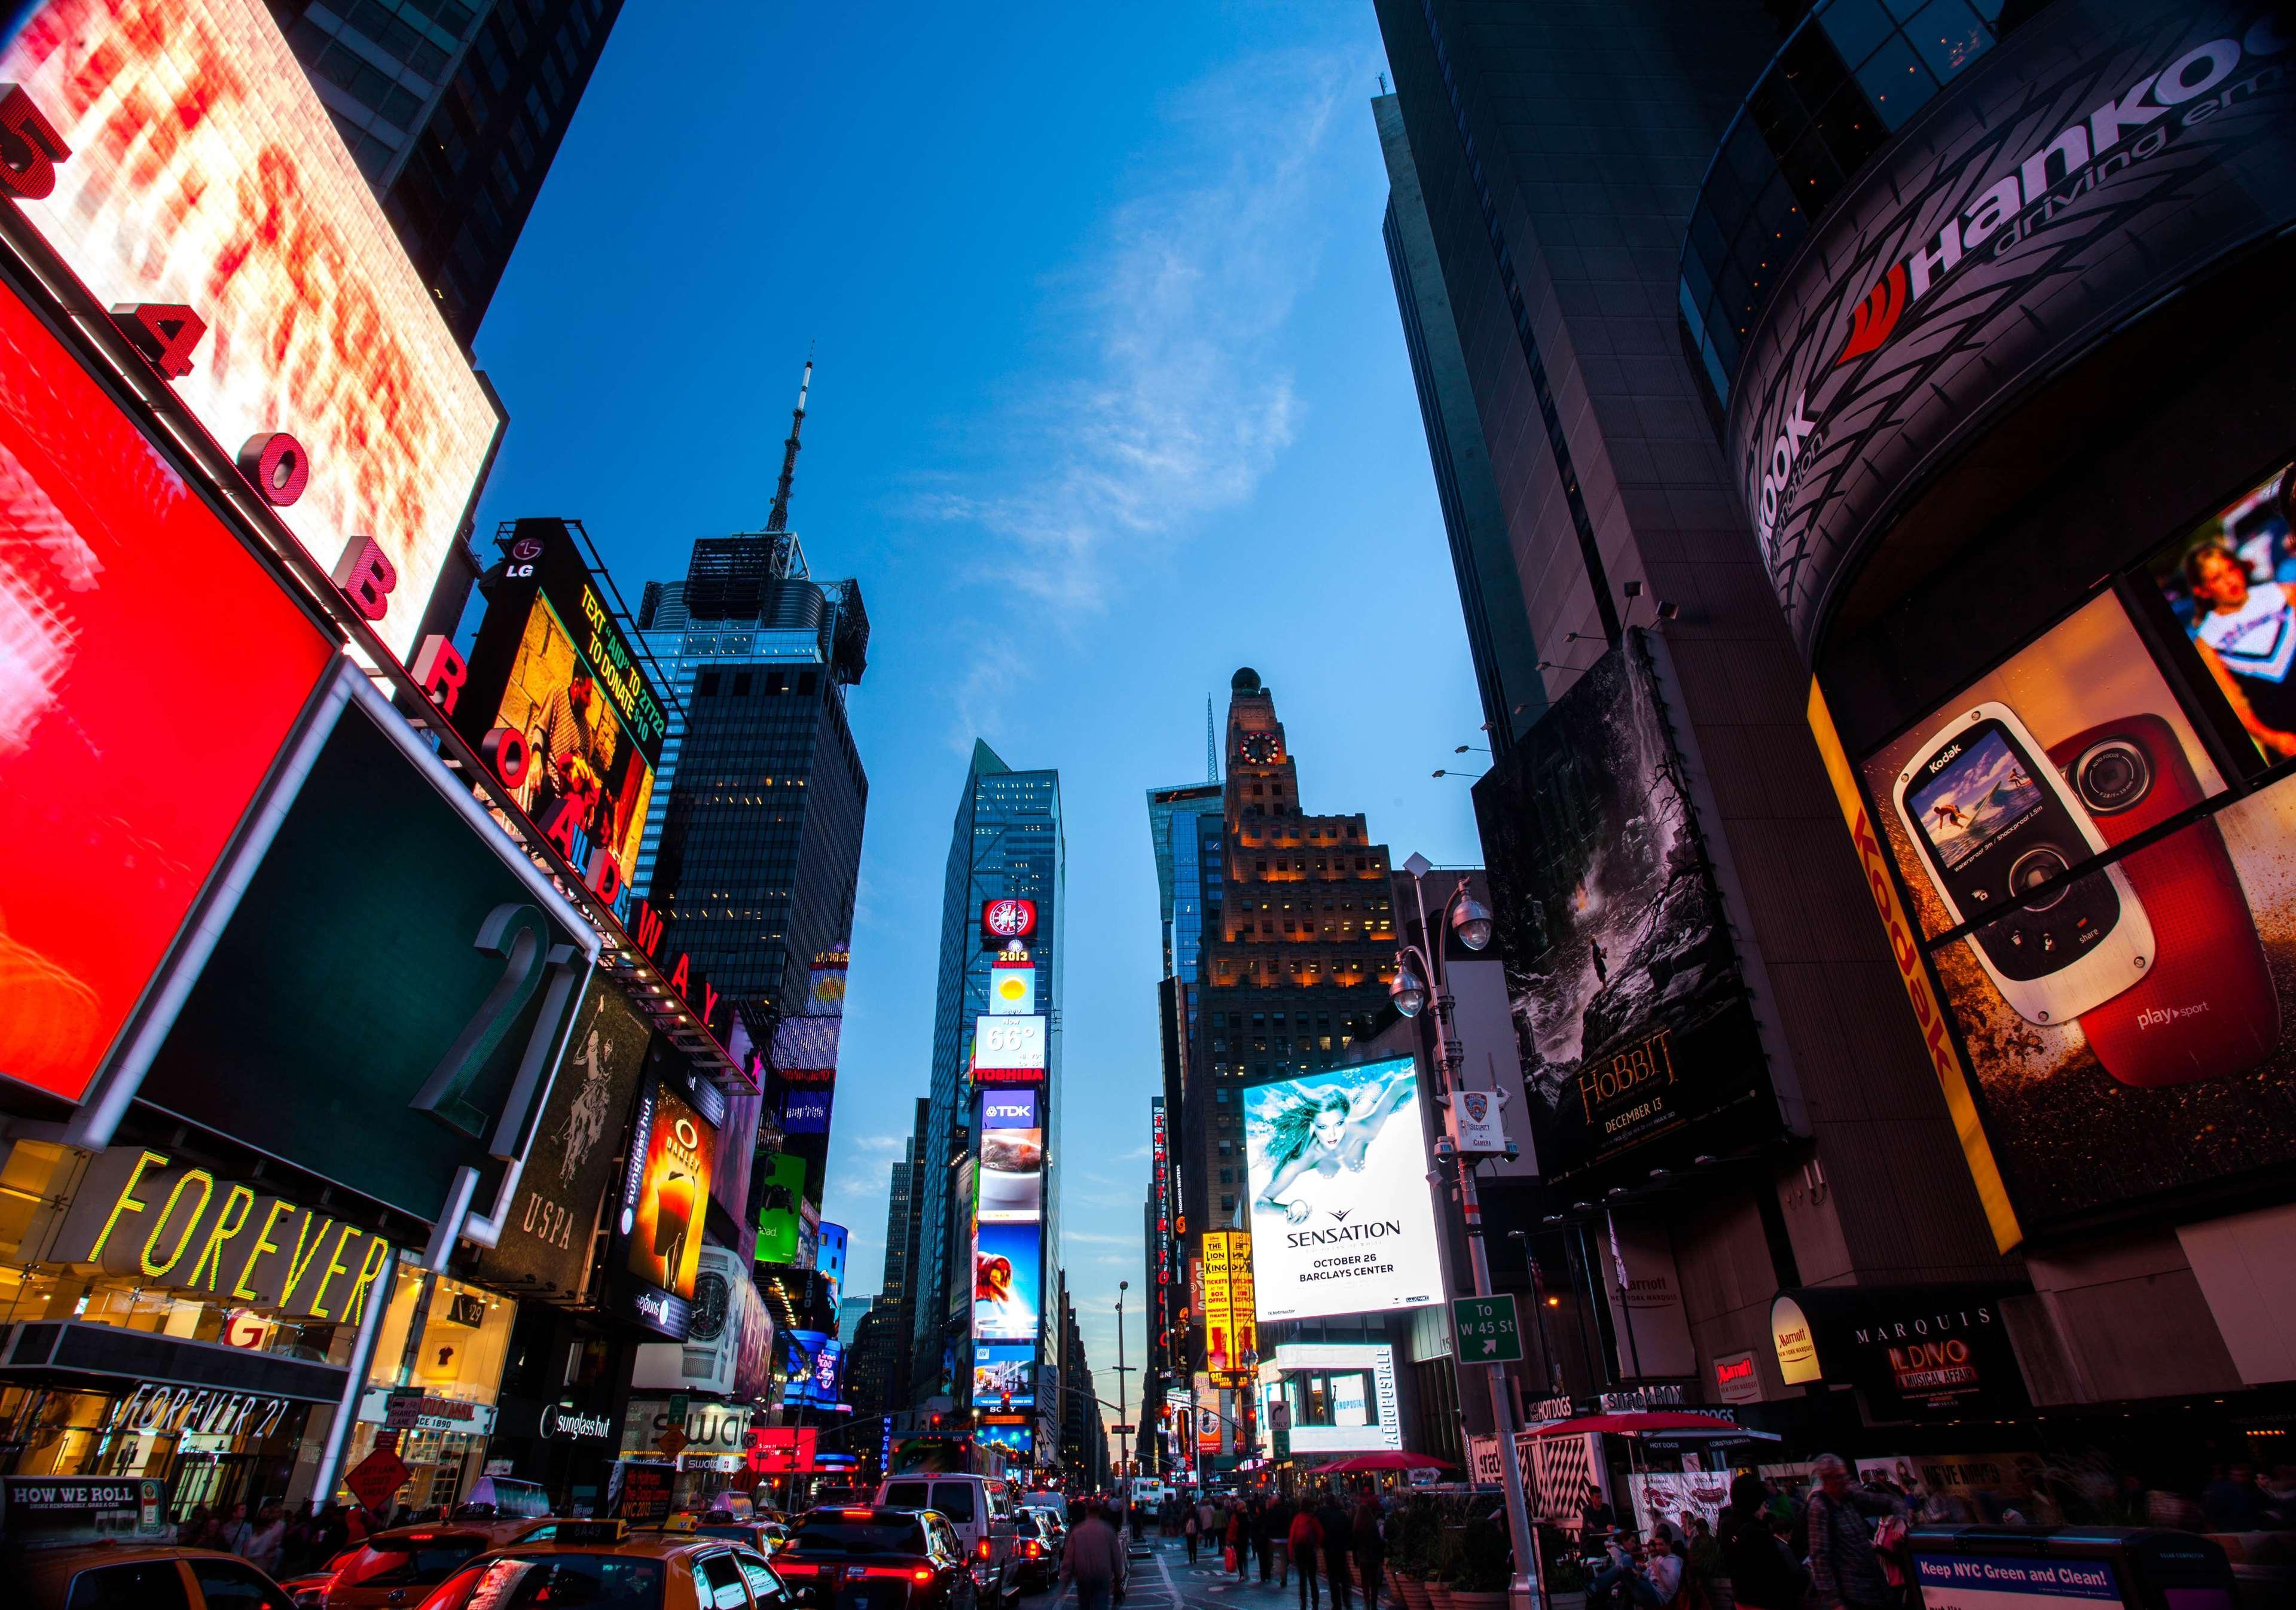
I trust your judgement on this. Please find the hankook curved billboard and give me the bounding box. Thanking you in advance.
[1727,0,2296,659]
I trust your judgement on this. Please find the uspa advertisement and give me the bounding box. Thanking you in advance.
[1855,579,2296,1237]
[1473,636,1773,1181]
[1241,1057,1441,1322]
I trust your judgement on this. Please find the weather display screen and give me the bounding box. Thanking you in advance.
[1908,728,2044,873]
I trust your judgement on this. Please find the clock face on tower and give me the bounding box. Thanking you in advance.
[1239,733,1280,764]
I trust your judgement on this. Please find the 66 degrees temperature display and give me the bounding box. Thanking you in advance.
[972,1014,1046,1084]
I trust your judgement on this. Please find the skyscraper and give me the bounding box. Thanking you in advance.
[1375,91,1545,757]
[633,368,868,1279]
[268,0,627,344]
[1183,668,1399,1234]
[911,742,1064,1463]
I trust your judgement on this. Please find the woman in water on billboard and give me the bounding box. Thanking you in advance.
[1250,1063,1418,1225]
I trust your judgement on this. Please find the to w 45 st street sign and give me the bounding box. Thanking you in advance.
[1452,1295,1523,1364]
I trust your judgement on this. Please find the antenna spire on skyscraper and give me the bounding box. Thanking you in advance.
[1207,694,1219,783]
[766,350,812,533]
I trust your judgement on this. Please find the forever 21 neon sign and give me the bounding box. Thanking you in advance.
[0,82,439,666]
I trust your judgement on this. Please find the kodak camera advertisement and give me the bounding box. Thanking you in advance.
[1861,557,2296,1236]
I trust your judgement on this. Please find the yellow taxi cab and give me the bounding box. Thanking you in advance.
[658,1509,793,1557]
[407,1517,788,1609]
[4,1474,300,1610]
[21,1543,300,1610]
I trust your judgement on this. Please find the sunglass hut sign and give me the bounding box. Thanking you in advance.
[1729,2,2295,655]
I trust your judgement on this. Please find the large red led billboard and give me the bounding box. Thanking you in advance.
[0,267,332,1103]
[2,0,502,656]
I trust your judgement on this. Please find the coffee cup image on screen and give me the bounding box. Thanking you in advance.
[1895,702,2152,1026]
[977,1091,1043,1221]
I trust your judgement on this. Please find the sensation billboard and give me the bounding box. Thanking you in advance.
[0,261,332,1106]
[2,0,502,657]
[616,1079,716,1338]
[1726,0,2296,657]
[459,521,667,898]
[1240,1057,1442,1322]
[1474,636,1775,1181]
[471,980,652,1300]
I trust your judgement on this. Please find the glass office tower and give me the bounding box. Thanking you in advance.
[912,742,1064,1463]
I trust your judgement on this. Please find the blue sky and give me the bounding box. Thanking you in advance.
[467,1,1488,1425]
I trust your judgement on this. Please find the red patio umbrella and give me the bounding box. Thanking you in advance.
[1308,1452,1457,1474]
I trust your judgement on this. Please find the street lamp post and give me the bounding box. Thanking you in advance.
[1115,1282,1132,1483]
[1393,858,1544,1610]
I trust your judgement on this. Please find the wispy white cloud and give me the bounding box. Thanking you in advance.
[922,50,1354,632]
[1061,1230,1141,1248]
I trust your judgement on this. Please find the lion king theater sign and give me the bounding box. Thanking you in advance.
[39,1147,393,1326]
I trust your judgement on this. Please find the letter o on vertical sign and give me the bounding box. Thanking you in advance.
[483,727,530,789]
[237,432,309,507]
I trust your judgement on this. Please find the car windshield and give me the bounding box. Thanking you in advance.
[879,1483,931,1510]
[442,1554,665,1609]
[789,1519,926,1554]
[930,1484,975,1523]
[352,1538,488,1585]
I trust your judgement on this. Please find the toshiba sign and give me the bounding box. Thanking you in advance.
[1728,0,2296,658]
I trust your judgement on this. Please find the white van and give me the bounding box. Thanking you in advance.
[876,1473,1022,1608]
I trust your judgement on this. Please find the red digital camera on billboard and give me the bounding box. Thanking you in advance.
[2046,714,2279,1088]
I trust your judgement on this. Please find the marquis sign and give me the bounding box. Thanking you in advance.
[1727,0,2296,657]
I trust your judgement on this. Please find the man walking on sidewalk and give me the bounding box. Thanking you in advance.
[1062,1502,1128,1610]
[1288,1501,1324,1610]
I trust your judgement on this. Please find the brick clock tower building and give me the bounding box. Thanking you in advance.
[1183,669,1400,1245]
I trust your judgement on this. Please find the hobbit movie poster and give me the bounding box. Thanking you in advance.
[1473,635,1773,1181]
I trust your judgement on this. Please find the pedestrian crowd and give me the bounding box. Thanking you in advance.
[1156,1485,1397,1609]
[169,1495,434,1580]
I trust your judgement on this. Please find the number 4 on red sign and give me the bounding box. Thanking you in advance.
[111,303,207,378]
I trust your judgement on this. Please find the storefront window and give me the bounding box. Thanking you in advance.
[336,1267,517,1516]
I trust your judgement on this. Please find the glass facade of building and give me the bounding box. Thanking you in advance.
[912,744,1064,1416]
[269,0,627,343]
[1678,0,2017,408]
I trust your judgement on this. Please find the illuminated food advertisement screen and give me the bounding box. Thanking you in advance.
[0,262,331,1105]
[976,1089,1043,1223]
[2,0,502,657]
[1241,1057,1443,1321]
[972,1219,1041,1341]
